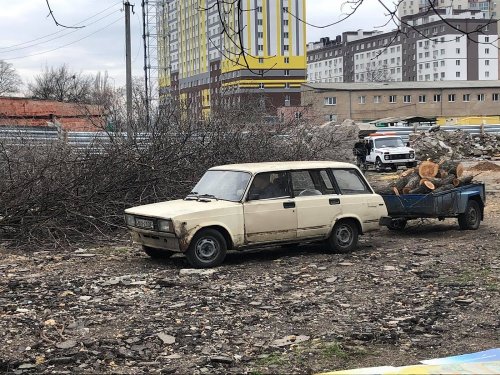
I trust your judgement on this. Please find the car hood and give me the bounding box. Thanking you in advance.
[125,199,241,219]
[377,146,414,153]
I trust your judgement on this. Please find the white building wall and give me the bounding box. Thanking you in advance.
[416,34,467,81]
[354,44,403,82]
[307,52,343,83]
[478,34,499,80]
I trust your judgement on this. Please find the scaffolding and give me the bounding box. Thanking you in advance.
[141,0,164,122]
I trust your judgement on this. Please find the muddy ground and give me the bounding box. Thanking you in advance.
[1,164,499,374]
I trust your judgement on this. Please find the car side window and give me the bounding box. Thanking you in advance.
[248,172,290,200]
[331,169,371,195]
[291,169,337,196]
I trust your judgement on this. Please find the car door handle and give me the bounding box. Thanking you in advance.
[329,198,340,205]
[283,201,295,209]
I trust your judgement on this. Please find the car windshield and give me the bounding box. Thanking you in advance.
[374,137,405,148]
[188,170,251,202]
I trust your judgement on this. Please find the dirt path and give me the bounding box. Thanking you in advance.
[1,170,499,374]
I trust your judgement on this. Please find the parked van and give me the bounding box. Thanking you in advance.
[124,161,388,268]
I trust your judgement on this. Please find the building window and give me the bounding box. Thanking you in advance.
[433,94,441,102]
[284,82,290,89]
[448,94,455,102]
[456,60,460,66]
[327,114,337,122]
[419,95,426,103]
[374,95,381,104]
[258,58,264,64]
[259,83,265,89]
[284,69,290,76]
[477,94,485,101]
[389,95,397,103]
[284,57,289,64]
[463,94,470,102]
[324,97,337,106]
[404,95,411,103]
[485,71,490,78]
[456,72,461,78]
[485,48,490,54]
[485,60,490,66]
[283,45,289,51]
[358,95,366,104]
[493,93,499,101]
[456,48,461,54]
[283,32,289,39]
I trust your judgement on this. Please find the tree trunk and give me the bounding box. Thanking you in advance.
[453,175,473,187]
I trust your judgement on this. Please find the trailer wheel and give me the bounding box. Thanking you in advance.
[458,200,481,230]
[387,218,407,231]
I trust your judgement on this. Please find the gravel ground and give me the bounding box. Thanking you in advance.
[1,168,499,374]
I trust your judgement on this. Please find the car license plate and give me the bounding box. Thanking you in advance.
[135,218,154,229]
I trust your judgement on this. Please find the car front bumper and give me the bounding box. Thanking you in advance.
[128,227,181,252]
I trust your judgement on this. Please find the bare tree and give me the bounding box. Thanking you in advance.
[0,60,22,95]
[28,65,96,104]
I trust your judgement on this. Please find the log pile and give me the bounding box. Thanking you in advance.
[374,159,475,195]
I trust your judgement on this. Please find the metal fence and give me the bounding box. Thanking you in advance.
[1,124,499,148]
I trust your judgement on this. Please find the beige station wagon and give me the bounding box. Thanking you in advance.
[124,161,388,268]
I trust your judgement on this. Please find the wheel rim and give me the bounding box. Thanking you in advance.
[468,206,478,226]
[376,160,382,171]
[195,237,220,262]
[336,224,353,247]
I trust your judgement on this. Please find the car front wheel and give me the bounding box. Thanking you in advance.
[185,229,227,268]
[327,219,359,253]
[375,158,384,172]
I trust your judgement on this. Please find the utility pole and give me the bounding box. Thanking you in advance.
[125,1,133,139]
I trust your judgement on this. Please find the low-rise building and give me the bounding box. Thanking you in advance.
[301,81,500,124]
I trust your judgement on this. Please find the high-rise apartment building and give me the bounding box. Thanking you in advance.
[398,0,492,19]
[307,10,498,84]
[157,0,307,117]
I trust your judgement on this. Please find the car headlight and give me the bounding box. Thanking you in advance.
[158,219,174,233]
[409,152,415,159]
[384,155,389,160]
[125,214,135,226]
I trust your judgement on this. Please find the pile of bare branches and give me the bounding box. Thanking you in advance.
[0,101,347,248]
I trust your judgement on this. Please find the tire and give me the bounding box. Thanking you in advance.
[458,200,481,230]
[185,229,227,268]
[387,219,407,231]
[142,245,175,259]
[375,157,384,173]
[327,219,359,253]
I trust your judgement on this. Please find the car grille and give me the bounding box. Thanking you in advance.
[387,153,410,160]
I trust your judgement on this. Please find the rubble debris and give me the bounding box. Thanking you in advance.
[470,161,500,171]
[411,128,500,160]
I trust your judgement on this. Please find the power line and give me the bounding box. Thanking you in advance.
[0,1,122,50]
[3,16,124,61]
[0,9,122,54]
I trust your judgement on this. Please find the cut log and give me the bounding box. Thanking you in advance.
[418,161,439,178]
[440,160,464,177]
[410,179,435,194]
[374,186,397,195]
[404,173,421,191]
[400,168,415,177]
[394,173,416,192]
[433,184,455,193]
[452,175,473,187]
[425,175,456,188]
[436,169,448,179]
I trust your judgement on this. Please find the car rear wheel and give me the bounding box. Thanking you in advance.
[327,219,359,253]
[458,200,481,230]
[185,229,227,268]
[142,245,175,259]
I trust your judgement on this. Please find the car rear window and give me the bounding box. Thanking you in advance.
[331,169,371,195]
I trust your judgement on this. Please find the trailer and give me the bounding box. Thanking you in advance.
[379,183,486,230]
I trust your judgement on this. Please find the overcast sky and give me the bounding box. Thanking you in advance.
[0,1,394,90]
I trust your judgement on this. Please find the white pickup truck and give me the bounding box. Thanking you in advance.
[362,134,417,172]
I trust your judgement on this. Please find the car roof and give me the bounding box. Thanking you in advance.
[209,161,357,174]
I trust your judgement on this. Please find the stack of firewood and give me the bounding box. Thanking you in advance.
[375,160,474,195]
